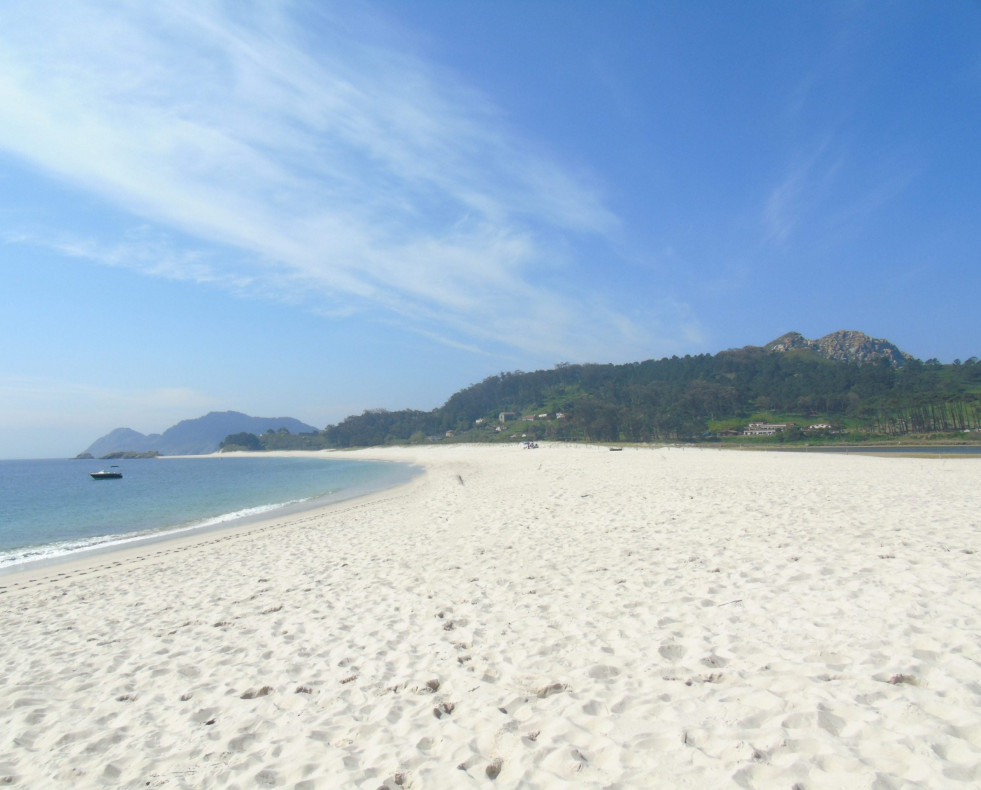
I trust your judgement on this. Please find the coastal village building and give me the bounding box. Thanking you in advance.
[743,422,797,436]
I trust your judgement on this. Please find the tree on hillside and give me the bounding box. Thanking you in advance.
[220,432,262,451]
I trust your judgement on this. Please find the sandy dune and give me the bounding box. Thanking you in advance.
[1,444,980,788]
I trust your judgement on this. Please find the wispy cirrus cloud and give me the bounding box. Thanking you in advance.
[761,138,842,248]
[761,134,917,257]
[0,0,649,361]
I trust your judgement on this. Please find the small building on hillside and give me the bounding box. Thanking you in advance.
[743,422,796,436]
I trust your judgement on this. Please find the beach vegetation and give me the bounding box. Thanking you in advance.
[219,432,263,451]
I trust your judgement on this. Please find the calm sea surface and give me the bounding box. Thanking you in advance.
[0,456,418,571]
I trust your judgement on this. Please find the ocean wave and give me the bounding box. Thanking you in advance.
[0,497,308,570]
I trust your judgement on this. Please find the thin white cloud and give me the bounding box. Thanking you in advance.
[0,377,215,417]
[0,375,220,438]
[763,165,806,247]
[0,0,654,360]
[762,132,916,256]
[761,135,848,249]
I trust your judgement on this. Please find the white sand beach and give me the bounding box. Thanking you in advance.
[1,444,980,789]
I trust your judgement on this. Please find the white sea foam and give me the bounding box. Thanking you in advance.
[0,498,308,570]
[0,456,419,573]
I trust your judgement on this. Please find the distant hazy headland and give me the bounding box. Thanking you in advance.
[79,411,318,458]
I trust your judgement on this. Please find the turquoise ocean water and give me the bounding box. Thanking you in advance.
[0,456,418,572]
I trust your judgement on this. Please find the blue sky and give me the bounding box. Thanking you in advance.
[2,1,979,458]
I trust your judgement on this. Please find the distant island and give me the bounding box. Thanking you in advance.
[75,451,161,460]
[78,411,319,457]
[79,331,981,456]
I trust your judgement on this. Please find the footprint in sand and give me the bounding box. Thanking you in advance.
[658,644,686,660]
[433,701,456,718]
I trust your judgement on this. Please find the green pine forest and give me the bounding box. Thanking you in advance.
[220,347,981,451]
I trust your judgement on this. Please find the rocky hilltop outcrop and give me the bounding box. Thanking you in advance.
[764,330,913,367]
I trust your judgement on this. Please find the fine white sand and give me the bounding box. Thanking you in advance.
[1,444,981,789]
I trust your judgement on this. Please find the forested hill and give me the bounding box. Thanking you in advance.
[315,334,981,447]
